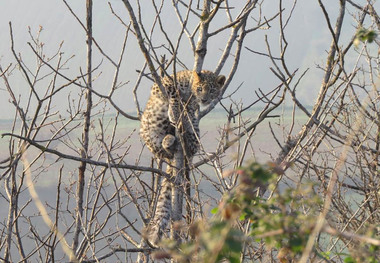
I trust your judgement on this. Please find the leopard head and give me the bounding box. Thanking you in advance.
[192,71,226,105]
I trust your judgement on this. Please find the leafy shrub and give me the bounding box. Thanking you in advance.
[155,162,322,262]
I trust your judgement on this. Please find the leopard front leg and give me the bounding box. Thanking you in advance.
[163,97,182,158]
[178,101,201,158]
[182,120,200,158]
[168,98,181,125]
[167,96,201,158]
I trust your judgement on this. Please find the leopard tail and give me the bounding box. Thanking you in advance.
[146,170,172,246]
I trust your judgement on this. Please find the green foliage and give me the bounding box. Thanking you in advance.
[343,253,380,263]
[156,162,380,262]
[156,162,321,262]
[344,256,356,263]
[319,251,331,260]
[354,27,377,47]
[154,220,244,263]
[344,227,380,263]
[233,163,320,259]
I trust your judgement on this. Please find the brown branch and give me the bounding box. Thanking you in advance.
[1,133,168,177]
[323,224,380,246]
[121,0,167,97]
[72,0,93,257]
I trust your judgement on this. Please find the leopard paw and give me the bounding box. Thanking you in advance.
[162,134,177,158]
[162,134,176,149]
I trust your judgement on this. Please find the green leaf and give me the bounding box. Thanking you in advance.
[227,254,241,263]
[344,256,356,263]
[289,237,304,253]
[210,207,219,214]
[319,251,331,259]
[354,27,378,47]
[226,237,242,253]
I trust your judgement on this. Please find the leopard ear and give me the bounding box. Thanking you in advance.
[216,75,226,87]
[192,71,201,83]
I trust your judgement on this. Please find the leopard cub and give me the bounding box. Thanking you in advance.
[140,70,226,160]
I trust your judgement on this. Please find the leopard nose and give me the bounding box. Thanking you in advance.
[201,99,208,104]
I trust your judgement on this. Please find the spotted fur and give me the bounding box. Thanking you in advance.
[145,176,172,246]
[140,70,226,246]
[140,70,226,160]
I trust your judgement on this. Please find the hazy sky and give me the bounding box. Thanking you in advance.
[0,0,377,119]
